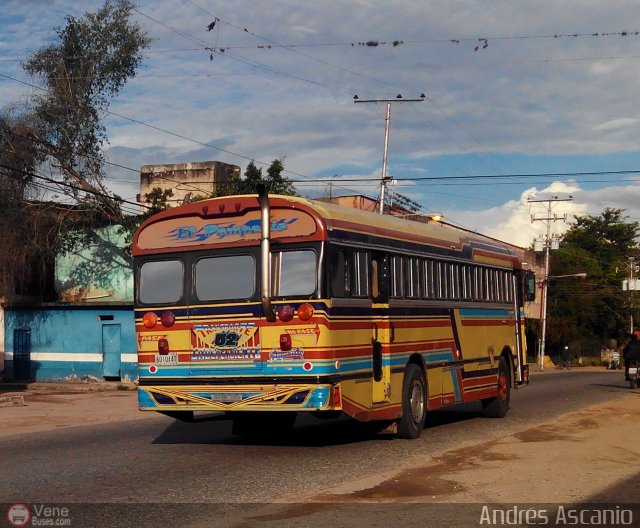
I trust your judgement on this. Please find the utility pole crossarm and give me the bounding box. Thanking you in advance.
[528,195,573,371]
[354,94,425,214]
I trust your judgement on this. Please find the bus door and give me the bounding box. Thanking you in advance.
[512,271,525,383]
[188,252,264,377]
[371,252,391,404]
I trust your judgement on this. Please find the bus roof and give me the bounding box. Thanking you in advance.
[133,194,521,268]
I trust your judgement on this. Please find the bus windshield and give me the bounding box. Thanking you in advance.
[137,248,319,305]
[138,259,183,305]
[196,254,256,301]
[271,249,317,297]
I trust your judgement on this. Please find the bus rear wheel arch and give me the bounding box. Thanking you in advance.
[482,356,511,418]
[397,363,427,439]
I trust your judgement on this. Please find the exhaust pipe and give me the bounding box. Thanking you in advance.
[257,185,276,322]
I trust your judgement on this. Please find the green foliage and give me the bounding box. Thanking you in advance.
[546,208,640,351]
[20,0,150,220]
[0,1,150,299]
[213,159,298,197]
[142,188,174,215]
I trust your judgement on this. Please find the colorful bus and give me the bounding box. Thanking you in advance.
[133,190,535,438]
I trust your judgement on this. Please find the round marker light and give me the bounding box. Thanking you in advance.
[297,303,314,321]
[143,312,158,328]
[278,305,294,322]
[160,311,176,328]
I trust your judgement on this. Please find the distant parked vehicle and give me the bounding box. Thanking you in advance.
[608,350,621,370]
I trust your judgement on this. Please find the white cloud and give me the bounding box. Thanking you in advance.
[592,118,640,131]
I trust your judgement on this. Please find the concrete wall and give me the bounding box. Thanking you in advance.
[139,160,240,206]
[55,226,133,303]
[4,305,137,382]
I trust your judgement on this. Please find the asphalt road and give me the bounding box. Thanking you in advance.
[0,369,633,527]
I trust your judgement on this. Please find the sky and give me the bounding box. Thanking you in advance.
[3,0,640,247]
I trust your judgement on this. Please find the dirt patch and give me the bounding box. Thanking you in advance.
[307,393,640,504]
[25,394,74,404]
[514,425,574,443]
[0,391,152,437]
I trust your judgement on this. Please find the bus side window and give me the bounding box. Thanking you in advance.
[353,250,370,297]
[331,249,350,297]
[370,252,388,302]
[371,259,379,299]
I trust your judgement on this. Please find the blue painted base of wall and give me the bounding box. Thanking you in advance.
[3,360,138,382]
[4,305,138,382]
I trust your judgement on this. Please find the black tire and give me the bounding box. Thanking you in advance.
[482,357,511,418]
[397,363,427,439]
[631,379,638,390]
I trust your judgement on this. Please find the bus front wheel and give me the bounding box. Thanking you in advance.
[482,356,511,418]
[397,363,427,439]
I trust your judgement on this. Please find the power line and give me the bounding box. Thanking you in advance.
[0,162,149,212]
[0,71,373,200]
[288,168,640,183]
[143,29,640,53]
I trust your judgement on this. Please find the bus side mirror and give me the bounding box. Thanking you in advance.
[524,271,536,302]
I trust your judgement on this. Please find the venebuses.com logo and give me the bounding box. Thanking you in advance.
[6,504,71,526]
[7,505,30,527]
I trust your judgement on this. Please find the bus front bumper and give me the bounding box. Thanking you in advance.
[138,383,341,412]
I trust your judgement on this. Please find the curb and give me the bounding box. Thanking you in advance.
[0,381,137,394]
[0,394,25,407]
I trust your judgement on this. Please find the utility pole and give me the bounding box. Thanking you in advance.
[626,257,638,334]
[354,94,425,213]
[529,195,573,371]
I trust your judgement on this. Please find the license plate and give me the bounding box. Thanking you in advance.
[155,352,179,365]
[211,393,243,402]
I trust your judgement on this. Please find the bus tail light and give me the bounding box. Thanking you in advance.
[280,334,292,351]
[332,385,342,407]
[160,311,176,327]
[278,305,294,322]
[298,303,314,321]
[143,312,157,328]
[158,338,170,354]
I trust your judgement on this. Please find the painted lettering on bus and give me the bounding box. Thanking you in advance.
[168,218,297,243]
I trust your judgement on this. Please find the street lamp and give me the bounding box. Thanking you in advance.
[538,272,587,371]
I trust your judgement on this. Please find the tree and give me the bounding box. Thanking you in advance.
[0,1,150,300]
[214,159,298,197]
[19,0,150,220]
[547,208,640,355]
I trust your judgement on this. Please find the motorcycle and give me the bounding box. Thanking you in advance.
[628,360,640,389]
[608,355,621,370]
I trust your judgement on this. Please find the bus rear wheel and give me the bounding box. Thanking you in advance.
[397,363,427,439]
[482,356,510,418]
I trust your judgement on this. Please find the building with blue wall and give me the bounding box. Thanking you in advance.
[4,305,137,381]
[2,225,138,382]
